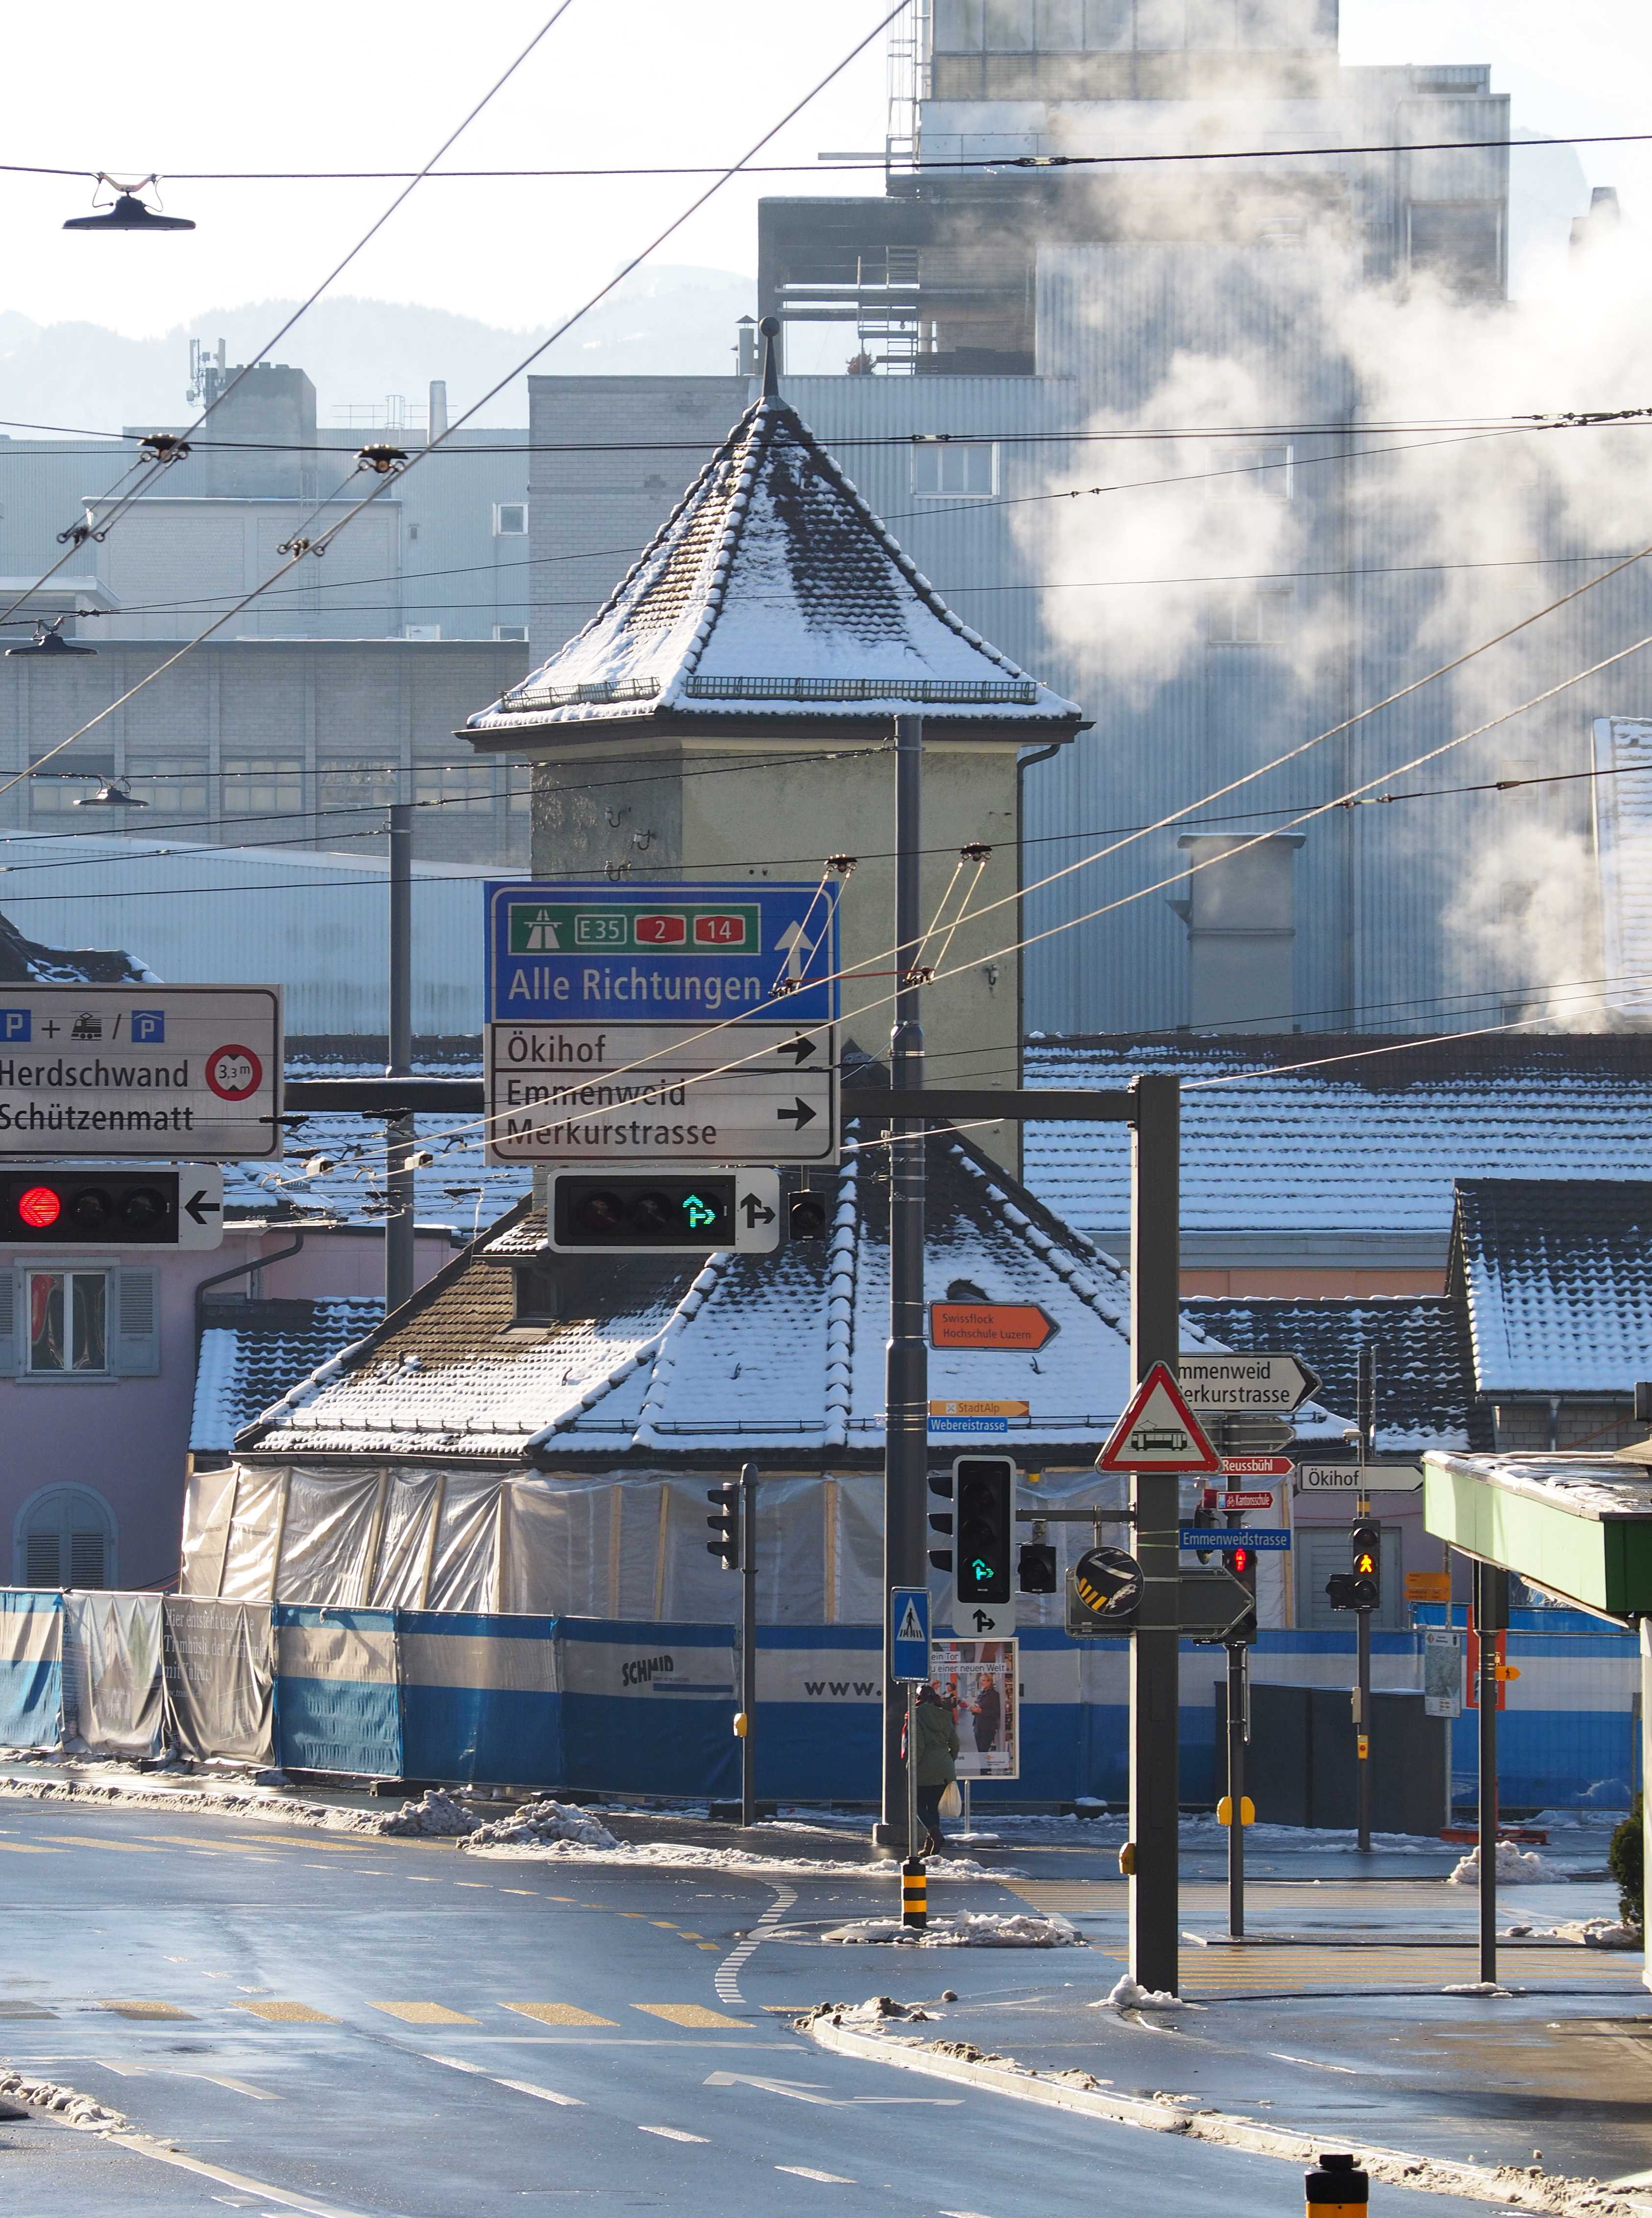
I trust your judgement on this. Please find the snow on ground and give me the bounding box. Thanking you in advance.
[463,1834,1007,1878]
[1095,1975,1183,2008]
[1448,1841,1566,1885]
[818,1912,1081,1948]
[1501,1916,1640,1948]
[462,1798,620,1851]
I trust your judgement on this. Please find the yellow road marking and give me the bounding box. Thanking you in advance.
[697,1944,719,1951]
[369,2002,478,2025]
[101,2001,193,2019]
[502,2003,618,2027]
[678,1933,703,1940]
[633,2003,745,2029]
[44,1836,163,1853]
[502,1888,536,1896]
[0,1841,60,1854]
[455,1882,492,1889]
[238,2001,338,2023]
[650,1922,678,1930]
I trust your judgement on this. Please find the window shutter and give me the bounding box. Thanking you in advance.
[69,1530,106,1589]
[110,1268,160,1376]
[25,1530,60,1586]
[0,1268,17,1376]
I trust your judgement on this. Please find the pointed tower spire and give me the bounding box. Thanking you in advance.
[759,313,781,398]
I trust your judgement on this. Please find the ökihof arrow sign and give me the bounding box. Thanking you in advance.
[1096,1362,1222,1475]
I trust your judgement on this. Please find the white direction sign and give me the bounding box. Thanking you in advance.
[1296,1463,1425,1493]
[485,1021,837,1166]
[1177,1351,1320,1412]
[0,987,282,1161]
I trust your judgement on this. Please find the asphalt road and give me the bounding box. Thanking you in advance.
[0,1794,1561,2218]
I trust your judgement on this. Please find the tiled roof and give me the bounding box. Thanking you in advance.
[1025,1033,1652,1240]
[192,1297,383,1451]
[465,393,1084,737]
[219,1044,531,1238]
[1452,1179,1652,1397]
[1183,1296,1474,1451]
[239,1127,1349,1465]
[0,904,154,984]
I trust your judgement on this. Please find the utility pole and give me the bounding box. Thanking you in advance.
[1476,1557,1508,1986]
[385,799,415,1313]
[878,712,928,1851]
[1355,1343,1375,1853]
[1128,1073,1181,1995]
[740,1462,758,1830]
[1225,1503,1248,1940]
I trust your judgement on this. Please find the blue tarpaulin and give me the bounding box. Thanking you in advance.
[273,1606,402,1779]
[0,1590,63,1749]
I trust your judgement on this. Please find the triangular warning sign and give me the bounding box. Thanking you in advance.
[895,1599,925,1645]
[1095,1361,1221,1474]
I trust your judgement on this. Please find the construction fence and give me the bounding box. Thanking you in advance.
[0,1590,1640,1814]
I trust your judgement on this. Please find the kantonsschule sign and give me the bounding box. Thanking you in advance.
[0,986,282,1160]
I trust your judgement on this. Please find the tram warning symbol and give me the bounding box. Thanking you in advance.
[1096,1362,1222,1474]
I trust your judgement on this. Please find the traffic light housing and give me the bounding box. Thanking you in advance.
[1224,1539,1259,1646]
[1018,1542,1057,1594]
[954,1456,1014,1606]
[706,1480,741,1571]
[787,1189,829,1240]
[1189,1493,1218,1564]
[0,1169,179,1244]
[1350,1520,1381,1610]
[553,1173,738,1252]
[1325,1571,1359,1611]
[927,1471,954,1573]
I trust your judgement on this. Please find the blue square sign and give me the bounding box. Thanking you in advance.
[891,1586,931,1685]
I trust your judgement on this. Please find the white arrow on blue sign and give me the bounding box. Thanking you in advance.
[890,1586,931,1684]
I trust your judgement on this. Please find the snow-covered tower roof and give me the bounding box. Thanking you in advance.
[466,323,1086,749]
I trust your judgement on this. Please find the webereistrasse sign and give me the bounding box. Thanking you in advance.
[0,987,282,1160]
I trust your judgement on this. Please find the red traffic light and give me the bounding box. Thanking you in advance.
[18,1185,61,1229]
[1229,1546,1253,1578]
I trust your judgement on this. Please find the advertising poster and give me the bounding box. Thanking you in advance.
[931,1637,1018,1780]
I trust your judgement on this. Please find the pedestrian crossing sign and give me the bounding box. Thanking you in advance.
[890,1585,931,1683]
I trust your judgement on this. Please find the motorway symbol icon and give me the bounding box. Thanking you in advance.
[1096,1363,1222,1474]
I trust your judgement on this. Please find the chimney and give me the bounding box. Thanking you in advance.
[1172,834,1305,1032]
[735,317,759,380]
[1571,186,1622,258]
[427,379,449,444]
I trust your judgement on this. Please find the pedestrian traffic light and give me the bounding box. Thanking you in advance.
[954,1456,1014,1606]
[706,1480,742,1571]
[927,1471,954,1573]
[1325,1572,1358,1610]
[1017,1542,1057,1594]
[1225,1541,1258,1646]
[1350,1520,1381,1610]
[0,1169,180,1244]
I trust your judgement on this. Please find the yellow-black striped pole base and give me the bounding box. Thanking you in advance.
[1305,2152,1368,2218]
[901,1857,928,1931]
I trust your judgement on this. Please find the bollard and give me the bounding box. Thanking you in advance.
[901,1857,928,1931]
[1306,2153,1368,2218]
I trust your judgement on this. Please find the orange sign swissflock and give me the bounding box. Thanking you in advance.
[929,1302,1054,1351]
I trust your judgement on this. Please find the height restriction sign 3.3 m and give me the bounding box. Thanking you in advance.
[0,986,282,1160]
[483,880,838,1165]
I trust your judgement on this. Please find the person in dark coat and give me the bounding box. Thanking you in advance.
[910,1682,959,1854]
[972,1672,1002,1757]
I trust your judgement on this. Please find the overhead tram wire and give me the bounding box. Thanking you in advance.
[6,4,910,821]
[7,123,1652,181]
[0,3,579,638]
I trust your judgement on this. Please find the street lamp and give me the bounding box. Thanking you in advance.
[64,175,195,234]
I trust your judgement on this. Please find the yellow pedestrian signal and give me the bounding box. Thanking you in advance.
[1354,1550,1377,1576]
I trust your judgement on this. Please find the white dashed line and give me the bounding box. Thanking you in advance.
[777,2165,856,2183]
[638,2125,708,2143]
[714,1883,797,2007]
[494,2076,583,2107]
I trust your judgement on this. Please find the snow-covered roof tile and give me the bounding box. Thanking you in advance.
[1184,1295,1470,1451]
[466,390,1084,739]
[0,902,154,984]
[1025,1034,1652,1240]
[1453,1178,1652,1397]
[192,1298,383,1452]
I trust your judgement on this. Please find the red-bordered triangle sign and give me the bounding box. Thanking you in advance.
[1095,1361,1222,1474]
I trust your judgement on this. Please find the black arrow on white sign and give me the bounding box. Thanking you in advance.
[185,1189,221,1226]
[776,1035,817,1065]
[776,1098,816,1127]
[741,1193,777,1229]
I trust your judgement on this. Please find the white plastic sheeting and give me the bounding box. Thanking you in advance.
[63,1594,163,1759]
[162,1598,273,1765]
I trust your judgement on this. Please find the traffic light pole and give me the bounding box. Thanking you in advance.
[741,1463,758,1830]
[1129,1073,1181,1997]
[1226,1636,1246,1939]
[879,713,929,1852]
[1476,1558,1508,1987]
[1355,1345,1375,1855]
[385,799,416,1314]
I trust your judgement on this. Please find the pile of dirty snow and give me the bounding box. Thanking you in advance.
[821,1911,1080,1949]
[1447,1840,1564,1885]
[1502,1916,1640,1949]
[1094,1974,1181,2009]
[794,1995,935,2028]
[372,1789,478,1838]
[462,1798,620,1851]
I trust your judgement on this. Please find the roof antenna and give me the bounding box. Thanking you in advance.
[759,314,781,399]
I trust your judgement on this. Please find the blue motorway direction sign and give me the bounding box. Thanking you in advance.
[487,880,839,1026]
[890,1585,931,1684]
[1178,1527,1293,1551]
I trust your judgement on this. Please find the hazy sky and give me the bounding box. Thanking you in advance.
[2,0,1644,342]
